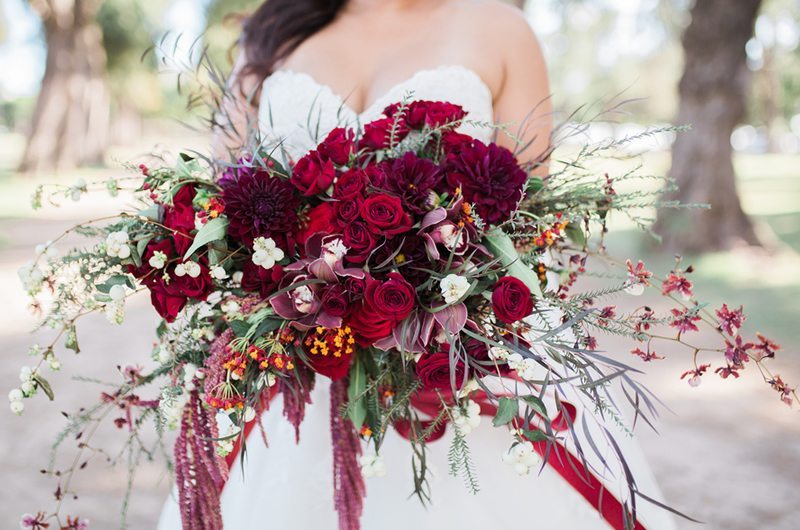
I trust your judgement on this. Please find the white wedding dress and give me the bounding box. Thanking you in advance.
[158,65,678,530]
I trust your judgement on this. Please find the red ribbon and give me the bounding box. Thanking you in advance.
[395,387,646,530]
[224,387,646,530]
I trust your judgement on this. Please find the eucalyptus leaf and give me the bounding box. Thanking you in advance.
[483,229,543,297]
[34,374,55,401]
[183,217,229,260]
[520,395,548,419]
[492,397,518,427]
[347,357,367,429]
[565,222,586,247]
[521,429,548,442]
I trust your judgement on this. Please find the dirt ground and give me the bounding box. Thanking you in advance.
[1,214,799,530]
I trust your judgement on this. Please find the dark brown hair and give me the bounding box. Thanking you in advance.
[240,0,347,83]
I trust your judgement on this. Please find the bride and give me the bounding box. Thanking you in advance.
[159,0,678,528]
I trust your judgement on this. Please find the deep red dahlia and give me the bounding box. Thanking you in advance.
[221,168,299,249]
[381,152,444,214]
[446,140,527,224]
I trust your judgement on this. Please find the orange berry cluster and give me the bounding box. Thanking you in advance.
[305,326,356,358]
[533,216,568,248]
[246,344,295,372]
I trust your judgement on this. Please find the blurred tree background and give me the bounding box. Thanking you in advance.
[0,0,799,254]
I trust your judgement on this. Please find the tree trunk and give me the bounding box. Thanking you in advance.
[19,0,109,173]
[655,0,763,253]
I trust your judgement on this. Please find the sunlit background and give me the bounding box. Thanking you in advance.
[0,0,798,529]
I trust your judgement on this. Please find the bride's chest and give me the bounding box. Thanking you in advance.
[258,65,495,162]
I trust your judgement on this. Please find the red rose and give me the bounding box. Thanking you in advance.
[348,302,395,346]
[297,202,338,244]
[384,100,466,129]
[291,150,336,197]
[333,168,368,200]
[320,284,350,317]
[343,276,366,302]
[360,194,412,236]
[440,130,473,155]
[130,239,213,322]
[302,328,354,380]
[336,198,362,226]
[241,262,284,298]
[163,184,197,255]
[491,276,534,324]
[416,351,466,391]
[318,127,354,166]
[359,117,409,150]
[364,273,415,322]
[306,350,353,380]
[342,221,376,263]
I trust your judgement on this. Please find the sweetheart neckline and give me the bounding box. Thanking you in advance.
[264,64,494,118]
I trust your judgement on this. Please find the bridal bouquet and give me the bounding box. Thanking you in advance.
[14,98,795,530]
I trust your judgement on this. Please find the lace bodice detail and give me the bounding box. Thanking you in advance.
[258,64,494,163]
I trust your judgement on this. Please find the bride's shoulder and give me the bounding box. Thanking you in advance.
[451,0,542,52]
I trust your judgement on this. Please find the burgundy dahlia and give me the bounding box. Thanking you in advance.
[221,168,299,249]
[382,152,444,214]
[446,140,527,224]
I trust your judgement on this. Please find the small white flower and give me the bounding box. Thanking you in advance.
[105,231,131,259]
[359,453,387,478]
[231,271,244,284]
[322,238,349,266]
[18,262,44,293]
[70,178,86,202]
[215,411,242,456]
[20,381,35,396]
[148,250,167,269]
[183,261,201,278]
[19,366,33,383]
[10,400,24,415]
[451,399,482,435]
[156,346,173,364]
[8,389,23,402]
[159,389,188,431]
[502,441,539,475]
[688,375,702,387]
[252,237,284,269]
[244,406,256,423]
[109,284,127,302]
[210,266,228,280]
[439,274,470,304]
[35,241,58,261]
[105,301,125,324]
[507,353,538,382]
[221,300,241,315]
[174,263,186,277]
[45,354,61,372]
[457,379,480,399]
[488,345,508,361]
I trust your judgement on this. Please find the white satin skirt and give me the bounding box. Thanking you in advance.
[157,377,678,530]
